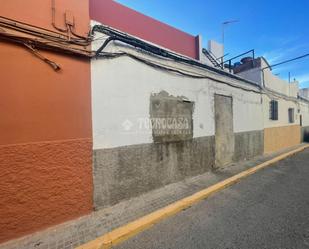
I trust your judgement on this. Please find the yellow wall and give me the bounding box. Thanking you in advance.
[264,125,301,154]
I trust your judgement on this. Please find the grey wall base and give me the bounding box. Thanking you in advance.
[93,130,264,210]
[234,130,264,162]
[301,126,309,142]
[93,136,215,209]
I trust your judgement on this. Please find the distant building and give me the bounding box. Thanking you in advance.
[234,57,299,98]
[300,88,309,100]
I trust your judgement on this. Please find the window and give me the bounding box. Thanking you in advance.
[288,108,295,123]
[269,100,278,120]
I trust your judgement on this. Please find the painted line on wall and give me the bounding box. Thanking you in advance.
[76,144,309,249]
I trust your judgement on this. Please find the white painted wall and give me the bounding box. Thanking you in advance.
[91,24,309,150]
[197,37,221,67]
[91,34,263,149]
[264,69,299,98]
[262,95,300,128]
[208,40,224,61]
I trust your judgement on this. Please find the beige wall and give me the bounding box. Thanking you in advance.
[264,125,301,154]
[262,94,302,153]
[264,69,299,97]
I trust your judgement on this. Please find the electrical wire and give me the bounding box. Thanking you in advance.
[97,52,262,94]
[51,0,68,33]
[262,54,309,71]
[0,16,90,46]
[0,15,93,62]
[23,43,61,71]
[92,25,263,90]
[0,32,92,57]
[93,25,309,103]
[98,50,302,103]
[98,51,307,104]
[51,0,91,42]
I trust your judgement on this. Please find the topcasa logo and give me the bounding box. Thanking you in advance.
[122,119,134,131]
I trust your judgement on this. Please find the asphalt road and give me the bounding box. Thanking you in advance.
[115,149,309,249]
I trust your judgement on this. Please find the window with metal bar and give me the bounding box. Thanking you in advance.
[269,100,278,120]
[288,108,295,123]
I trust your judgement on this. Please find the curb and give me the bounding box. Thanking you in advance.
[76,144,309,249]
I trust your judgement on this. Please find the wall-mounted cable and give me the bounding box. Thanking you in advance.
[51,0,90,41]
[97,52,262,95]
[93,25,307,103]
[92,25,262,90]
[0,15,93,70]
[23,43,61,71]
[51,0,68,33]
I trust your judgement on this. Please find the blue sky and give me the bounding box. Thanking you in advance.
[117,0,309,88]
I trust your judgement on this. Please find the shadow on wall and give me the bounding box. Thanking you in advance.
[304,131,309,142]
[302,127,309,142]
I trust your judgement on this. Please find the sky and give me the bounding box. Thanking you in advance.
[116,0,309,88]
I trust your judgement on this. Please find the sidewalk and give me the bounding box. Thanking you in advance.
[0,144,306,249]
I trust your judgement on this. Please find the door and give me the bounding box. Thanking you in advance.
[214,94,235,167]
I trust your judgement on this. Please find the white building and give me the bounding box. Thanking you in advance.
[90,23,309,209]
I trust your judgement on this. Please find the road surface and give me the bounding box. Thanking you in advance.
[115,149,309,249]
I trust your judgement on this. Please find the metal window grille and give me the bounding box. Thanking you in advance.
[269,100,278,120]
[288,108,294,123]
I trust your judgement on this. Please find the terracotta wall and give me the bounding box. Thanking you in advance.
[0,0,92,243]
[90,0,199,59]
[264,125,301,154]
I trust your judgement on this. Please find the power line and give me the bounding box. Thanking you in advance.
[262,53,309,71]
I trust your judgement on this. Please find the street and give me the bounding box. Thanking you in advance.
[115,149,309,249]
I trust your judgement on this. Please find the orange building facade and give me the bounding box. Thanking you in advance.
[0,0,93,242]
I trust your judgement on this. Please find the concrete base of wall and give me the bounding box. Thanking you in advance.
[264,125,301,154]
[301,126,309,142]
[93,129,265,210]
[93,136,215,209]
[234,130,264,162]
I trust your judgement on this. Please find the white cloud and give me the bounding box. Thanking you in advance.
[262,44,307,65]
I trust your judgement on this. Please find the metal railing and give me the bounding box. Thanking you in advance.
[223,49,255,73]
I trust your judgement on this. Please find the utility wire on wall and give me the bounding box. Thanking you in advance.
[93,25,309,103]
